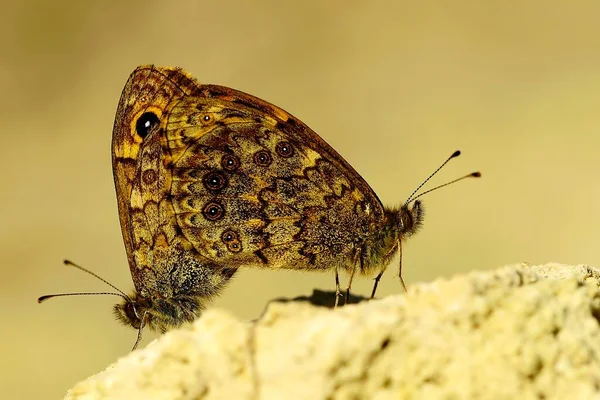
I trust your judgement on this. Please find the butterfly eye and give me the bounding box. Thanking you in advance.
[203,171,228,191]
[124,301,142,328]
[254,150,272,167]
[135,112,160,139]
[221,154,240,171]
[276,142,294,158]
[202,202,225,221]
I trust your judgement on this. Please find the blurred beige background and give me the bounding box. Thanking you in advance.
[2,1,599,398]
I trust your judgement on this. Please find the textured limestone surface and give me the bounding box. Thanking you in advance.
[65,263,600,400]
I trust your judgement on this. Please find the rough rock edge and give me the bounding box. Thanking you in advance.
[65,263,600,400]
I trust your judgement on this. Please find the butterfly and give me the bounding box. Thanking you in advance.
[39,65,479,346]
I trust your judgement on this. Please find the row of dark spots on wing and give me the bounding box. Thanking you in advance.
[249,122,314,264]
[194,127,299,260]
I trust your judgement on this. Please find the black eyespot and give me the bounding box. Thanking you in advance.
[203,171,228,191]
[135,112,160,139]
[221,229,242,252]
[202,114,212,123]
[276,141,294,158]
[221,229,238,243]
[142,169,157,185]
[221,154,240,171]
[254,150,272,167]
[202,202,224,221]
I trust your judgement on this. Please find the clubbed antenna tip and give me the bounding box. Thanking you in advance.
[37,259,130,304]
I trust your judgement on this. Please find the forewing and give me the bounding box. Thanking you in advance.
[111,65,203,290]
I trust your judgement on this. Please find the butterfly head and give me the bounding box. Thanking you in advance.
[113,291,204,334]
[396,199,424,239]
[113,292,149,330]
[368,151,480,271]
[390,150,480,241]
[374,201,425,265]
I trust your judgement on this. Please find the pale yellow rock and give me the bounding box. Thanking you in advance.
[65,263,600,400]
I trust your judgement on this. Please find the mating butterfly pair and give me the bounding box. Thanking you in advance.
[39,66,479,347]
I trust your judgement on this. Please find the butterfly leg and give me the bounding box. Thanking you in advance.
[371,240,407,298]
[334,267,342,308]
[344,265,357,306]
[370,270,384,299]
[131,311,148,351]
[397,239,407,292]
[344,250,361,304]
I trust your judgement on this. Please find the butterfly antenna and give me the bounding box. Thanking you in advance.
[37,291,127,303]
[405,150,462,205]
[409,172,481,203]
[37,259,130,303]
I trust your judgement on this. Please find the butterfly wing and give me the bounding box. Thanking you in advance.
[161,80,387,272]
[112,66,235,300]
